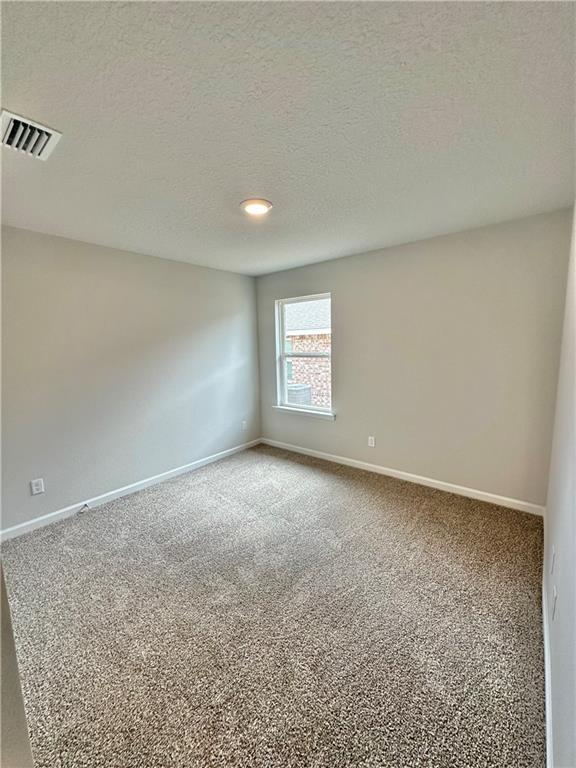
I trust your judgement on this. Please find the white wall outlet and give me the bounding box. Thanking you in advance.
[241,420,248,431]
[368,436,375,448]
[552,585,558,621]
[550,545,556,575]
[30,478,45,495]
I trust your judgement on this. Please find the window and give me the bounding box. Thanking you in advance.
[275,293,332,415]
[285,339,293,381]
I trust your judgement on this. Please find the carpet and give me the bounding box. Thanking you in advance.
[2,445,545,767]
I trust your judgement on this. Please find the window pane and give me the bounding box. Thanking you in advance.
[284,298,331,354]
[284,357,331,410]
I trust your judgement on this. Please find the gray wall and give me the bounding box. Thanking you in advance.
[544,205,575,768]
[2,227,260,531]
[257,209,572,506]
[1,568,34,767]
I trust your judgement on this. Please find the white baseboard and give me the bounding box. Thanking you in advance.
[0,440,261,542]
[2,436,544,542]
[260,439,545,516]
[542,583,554,768]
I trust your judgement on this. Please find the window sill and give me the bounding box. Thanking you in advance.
[272,405,336,421]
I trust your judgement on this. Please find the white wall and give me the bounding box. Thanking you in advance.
[257,209,572,507]
[1,227,260,531]
[544,205,575,768]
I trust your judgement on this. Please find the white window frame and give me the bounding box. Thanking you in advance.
[274,293,335,419]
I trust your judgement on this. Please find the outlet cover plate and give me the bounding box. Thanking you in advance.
[30,478,45,495]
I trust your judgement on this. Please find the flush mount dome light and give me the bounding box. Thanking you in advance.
[241,198,273,216]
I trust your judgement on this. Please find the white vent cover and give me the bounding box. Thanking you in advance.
[1,110,61,160]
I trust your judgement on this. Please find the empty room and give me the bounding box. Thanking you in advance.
[1,2,575,767]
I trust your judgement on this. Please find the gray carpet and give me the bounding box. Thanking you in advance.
[2,445,544,767]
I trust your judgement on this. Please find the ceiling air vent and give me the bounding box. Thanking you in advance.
[1,110,61,160]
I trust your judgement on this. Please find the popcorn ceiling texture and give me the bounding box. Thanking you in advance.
[3,446,544,767]
[2,2,574,274]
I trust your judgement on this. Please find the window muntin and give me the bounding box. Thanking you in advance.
[275,294,332,412]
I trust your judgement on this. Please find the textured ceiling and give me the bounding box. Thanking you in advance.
[2,2,574,275]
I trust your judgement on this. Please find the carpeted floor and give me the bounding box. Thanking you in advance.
[3,445,544,767]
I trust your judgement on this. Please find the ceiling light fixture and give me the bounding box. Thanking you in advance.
[241,198,273,216]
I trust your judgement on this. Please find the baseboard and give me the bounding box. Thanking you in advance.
[2,436,544,542]
[260,439,545,516]
[542,583,554,768]
[0,439,261,542]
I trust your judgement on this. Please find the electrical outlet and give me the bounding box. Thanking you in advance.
[552,585,558,621]
[368,436,375,448]
[241,420,248,431]
[30,478,45,495]
[550,545,556,575]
